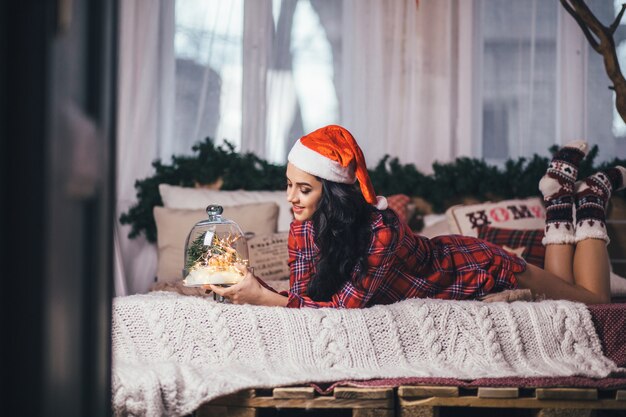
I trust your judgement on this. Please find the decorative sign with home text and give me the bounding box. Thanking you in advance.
[446,198,546,237]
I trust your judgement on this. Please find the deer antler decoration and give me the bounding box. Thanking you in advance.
[560,0,626,123]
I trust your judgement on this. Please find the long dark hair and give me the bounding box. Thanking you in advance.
[307,180,390,301]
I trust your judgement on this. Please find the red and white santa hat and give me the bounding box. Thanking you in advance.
[287,125,388,210]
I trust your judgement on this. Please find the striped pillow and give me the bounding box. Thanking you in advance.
[386,194,411,224]
[478,226,545,268]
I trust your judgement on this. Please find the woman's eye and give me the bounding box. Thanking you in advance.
[301,188,311,195]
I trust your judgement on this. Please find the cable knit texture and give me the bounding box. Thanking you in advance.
[112,292,618,416]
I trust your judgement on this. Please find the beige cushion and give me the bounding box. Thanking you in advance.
[445,197,545,237]
[154,202,279,283]
[419,214,451,238]
[159,184,293,232]
[248,232,290,281]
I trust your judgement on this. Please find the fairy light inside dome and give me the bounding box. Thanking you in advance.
[184,232,249,286]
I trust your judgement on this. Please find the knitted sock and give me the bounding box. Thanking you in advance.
[538,140,588,245]
[575,166,626,244]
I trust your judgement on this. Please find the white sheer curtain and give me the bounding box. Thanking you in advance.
[172,0,455,169]
[477,0,558,162]
[472,0,626,163]
[115,0,175,295]
[241,0,272,158]
[583,0,626,160]
[243,0,326,162]
[173,0,245,159]
[342,0,455,170]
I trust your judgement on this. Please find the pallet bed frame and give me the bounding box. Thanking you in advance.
[195,385,626,417]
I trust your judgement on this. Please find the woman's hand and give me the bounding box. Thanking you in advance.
[206,270,288,306]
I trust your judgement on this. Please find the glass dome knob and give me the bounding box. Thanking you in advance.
[206,205,224,220]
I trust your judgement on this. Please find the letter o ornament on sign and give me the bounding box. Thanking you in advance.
[489,207,510,223]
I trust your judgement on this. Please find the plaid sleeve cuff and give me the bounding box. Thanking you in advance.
[285,292,305,308]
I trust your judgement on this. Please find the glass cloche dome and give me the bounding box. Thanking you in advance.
[182,205,249,287]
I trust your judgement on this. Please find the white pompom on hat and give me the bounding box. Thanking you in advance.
[287,125,388,210]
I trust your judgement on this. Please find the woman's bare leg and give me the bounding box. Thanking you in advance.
[543,244,574,283]
[516,237,611,304]
[572,239,611,299]
[516,262,609,304]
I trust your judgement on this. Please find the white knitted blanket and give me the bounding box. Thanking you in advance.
[112,292,618,417]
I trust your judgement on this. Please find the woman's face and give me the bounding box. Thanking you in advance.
[286,162,323,221]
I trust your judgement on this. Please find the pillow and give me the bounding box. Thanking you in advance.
[386,194,411,223]
[159,184,293,232]
[419,214,450,238]
[247,232,290,281]
[477,226,545,268]
[446,197,545,237]
[153,202,279,283]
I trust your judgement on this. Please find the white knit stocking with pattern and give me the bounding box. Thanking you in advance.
[538,140,588,245]
[575,166,626,244]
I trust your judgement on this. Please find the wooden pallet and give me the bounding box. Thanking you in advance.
[196,386,395,417]
[195,385,626,417]
[397,385,626,417]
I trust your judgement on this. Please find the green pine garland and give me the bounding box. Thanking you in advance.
[120,138,626,242]
[119,139,286,242]
[184,233,210,272]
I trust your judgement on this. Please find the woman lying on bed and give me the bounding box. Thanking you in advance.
[208,125,626,308]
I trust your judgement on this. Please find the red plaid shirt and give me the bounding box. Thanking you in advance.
[281,211,525,308]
